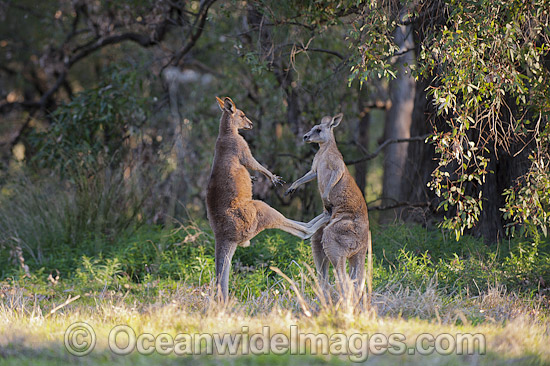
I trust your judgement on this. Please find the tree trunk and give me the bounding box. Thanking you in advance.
[400,60,533,244]
[399,76,438,219]
[472,133,533,243]
[355,91,371,196]
[380,24,415,223]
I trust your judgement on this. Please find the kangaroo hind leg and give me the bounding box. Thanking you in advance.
[349,246,367,297]
[311,226,330,300]
[215,240,238,303]
[251,200,314,240]
[322,228,352,301]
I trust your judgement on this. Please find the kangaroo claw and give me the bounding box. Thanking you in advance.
[272,175,285,186]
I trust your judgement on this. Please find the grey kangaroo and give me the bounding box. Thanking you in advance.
[206,97,328,302]
[285,113,371,299]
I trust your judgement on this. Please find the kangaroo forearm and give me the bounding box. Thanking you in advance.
[323,170,343,199]
[243,155,273,177]
[257,164,274,178]
[292,170,317,188]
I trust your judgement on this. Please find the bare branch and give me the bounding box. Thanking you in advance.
[0,4,179,114]
[305,47,345,60]
[277,42,345,60]
[367,200,432,211]
[345,134,430,165]
[68,32,163,66]
[170,0,218,67]
[389,47,414,59]
[45,295,81,318]
[0,100,41,114]
[263,21,315,30]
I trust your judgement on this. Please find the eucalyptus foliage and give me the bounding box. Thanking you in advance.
[350,0,550,239]
[29,66,149,178]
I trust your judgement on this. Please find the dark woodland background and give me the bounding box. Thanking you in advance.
[0,0,549,274]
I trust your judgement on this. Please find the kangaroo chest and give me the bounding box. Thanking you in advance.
[313,152,343,197]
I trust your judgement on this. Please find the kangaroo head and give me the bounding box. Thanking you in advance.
[216,96,253,131]
[303,113,343,144]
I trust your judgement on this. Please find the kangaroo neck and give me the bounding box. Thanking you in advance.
[317,138,337,155]
[218,112,238,136]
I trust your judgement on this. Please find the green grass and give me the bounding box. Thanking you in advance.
[1,221,550,365]
[5,219,548,302]
[1,175,550,365]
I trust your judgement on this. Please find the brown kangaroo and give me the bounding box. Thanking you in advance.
[206,97,328,302]
[285,113,371,299]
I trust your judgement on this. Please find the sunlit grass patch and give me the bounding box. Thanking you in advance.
[1,199,550,365]
[1,262,549,365]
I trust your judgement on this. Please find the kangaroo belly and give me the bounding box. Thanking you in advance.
[325,172,368,211]
[319,171,370,255]
[322,214,369,256]
[207,164,253,210]
[208,203,257,242]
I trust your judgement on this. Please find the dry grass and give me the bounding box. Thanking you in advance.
[0,268,548,365]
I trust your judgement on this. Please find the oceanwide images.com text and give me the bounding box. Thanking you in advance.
[65,322,486,361]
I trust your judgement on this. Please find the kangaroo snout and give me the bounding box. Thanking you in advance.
[303,133,309,141]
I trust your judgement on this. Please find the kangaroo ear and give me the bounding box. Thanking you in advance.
[330,113,343,128]
[321,116,333,125]
[223,97,235,114]
[216,96,225,111]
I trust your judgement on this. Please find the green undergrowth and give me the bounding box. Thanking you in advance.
[2,219,549,310]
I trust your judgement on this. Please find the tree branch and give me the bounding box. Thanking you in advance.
[0,3,181,114]
[170,0,218,67]
[0,100,41,114]
[367,200,432,211]
[68,32,162,66]
[263,20,315,31]
[345,134,430,165]
[305,47,345,60]
[277,42,345,60]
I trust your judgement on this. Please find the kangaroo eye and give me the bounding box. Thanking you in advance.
[315,128,321,133]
